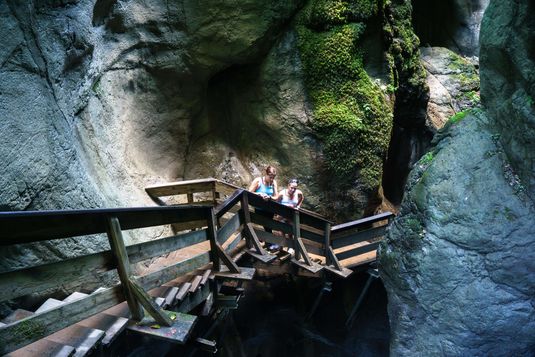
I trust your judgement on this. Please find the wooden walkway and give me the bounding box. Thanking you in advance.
[0,178,393,356]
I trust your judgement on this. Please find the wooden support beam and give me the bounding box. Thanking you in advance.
[206,209,220,272]
[129,278,173,327]
[244,223,268,256]
[327,247,343,271]
[324,222,331,266]
[292,210,313,266]
[215,244,240,274]
[106,217,143,321]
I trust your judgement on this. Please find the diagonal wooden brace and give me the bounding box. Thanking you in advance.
[244,223,268,256]
[327,246,343,271]
[129,278,174,327]
[215,243,240,274]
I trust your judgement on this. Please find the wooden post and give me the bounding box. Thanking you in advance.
[206,208,220,272]
[241,193,253,249]
[293,210,301,261]
[293,210,314,266]
[187,193,194,204]
[324,222,331,266]
[129,278,173,327]
[106,217,143,321]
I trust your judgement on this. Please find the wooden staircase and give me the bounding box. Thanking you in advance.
[0,178,393,356]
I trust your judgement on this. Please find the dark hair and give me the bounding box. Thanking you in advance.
[266,165,277,175]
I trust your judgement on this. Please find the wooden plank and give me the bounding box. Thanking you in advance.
[46,325,105,357]
[323,265,353,278]
[245,192,294,219]
[189,276,203,293]
[225,232,243,253]
[0,206,211,246]
[335,241,380,261]
[331,212,394,233]
[106,217,143,321]
[200,293,214,316]
[0,230,206,303]
[145,179,215,197]
[290,259,323,274]
[214,267,255,281]
[63,292,88,303]
[129,278,173,327]
[128,229,208,264]
[244,223,268,256]
[127,310,197,344]
[6,339,75,357]
[176,283,211,313]
[245,249,277,263]
[76,313,128,346]
[214,189,243,218]
[324,222,331,265]
[327,247,343,271]
[215,181,241,197]
[331,226,387,249]
[216,212,242,245]
[175,282,192,303]
[136,252,211,293]
[200,270,211,286]
[163,287,179,308]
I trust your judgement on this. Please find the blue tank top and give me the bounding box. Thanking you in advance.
[255,178,275,196]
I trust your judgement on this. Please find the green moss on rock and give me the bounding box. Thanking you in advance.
[296,0,393,190]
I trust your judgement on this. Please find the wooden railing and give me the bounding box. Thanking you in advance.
[0,178,393,354]
[146,178,394,273]
[0,204,242,355]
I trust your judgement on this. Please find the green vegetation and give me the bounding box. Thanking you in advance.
[11,320,46,346]
[296,0,393,190]
[448,110,468,125]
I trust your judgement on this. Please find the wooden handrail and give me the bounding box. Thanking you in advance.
[0,205,211,245]
[331,211,394,234]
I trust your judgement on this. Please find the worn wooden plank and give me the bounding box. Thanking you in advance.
[206,208,220,271]
[214,267,255,281]
[35,299,64,314]
[45,324,105,357]
[225,232,243,253]
[0,206,210,246]
[176,283,211,313]
[0,230,207,303]
[145,179,215,197]
[200,270,211,286]
[175,282,192,303]
[128,229,208,264]
[189,276,203,293]
[216,212,242,245]
[106,217,143,321]
[331,212,394,234]
[6,338,75,357]
[335,241,380,261]
[215,181,241,197]
[136,252,211,293]
[331,225,387,249]
[127,310,197,344]
[76,313,128,346]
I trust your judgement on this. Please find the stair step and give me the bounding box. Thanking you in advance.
[6,339,75,357]
[91,287,107,294]
[189,276,203,293]
[174,282,192,304]
[63,292,88,303]
[102,301,130,318]
[1,309,34,324]
[35,298,64,314]
[127,310,197,345]
[200,270,211,286]
[77,313,128,346]
[162,287,179,308]
[46,325,105,357]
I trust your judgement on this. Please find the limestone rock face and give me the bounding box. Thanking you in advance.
[380,113,535,355]
[421,47,480,130]
[480,0,535,202]
[379,0,535,354]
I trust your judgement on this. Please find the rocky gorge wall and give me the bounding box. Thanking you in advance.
[1,0,430,271]
[379,0,535,355]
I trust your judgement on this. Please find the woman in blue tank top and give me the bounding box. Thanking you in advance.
[248,166,279,236]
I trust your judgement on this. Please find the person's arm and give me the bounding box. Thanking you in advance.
[273,191,283,203]
[273,180,279,196]
[248,177,260,192]
[296,190,304,209]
